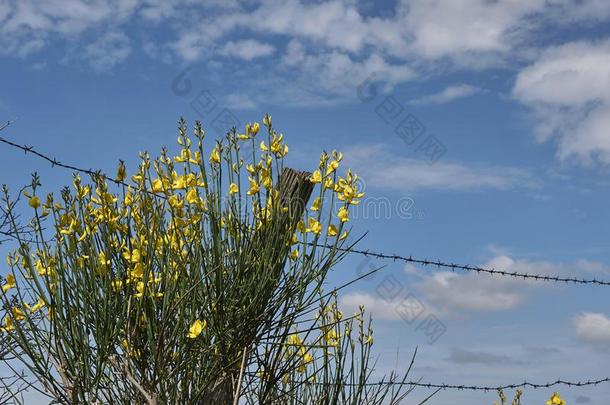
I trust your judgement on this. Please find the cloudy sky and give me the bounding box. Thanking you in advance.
[2,0,610,403]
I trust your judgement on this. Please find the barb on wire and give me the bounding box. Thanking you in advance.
[0,120,12,132]
[307,377,610,391]
[310,243,610,286]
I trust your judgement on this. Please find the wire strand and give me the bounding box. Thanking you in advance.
[306,377,610,391]
[310,243,610,286]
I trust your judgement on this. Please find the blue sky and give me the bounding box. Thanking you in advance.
[2,1,610,404]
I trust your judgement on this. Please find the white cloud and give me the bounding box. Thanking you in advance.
[2,0,610,109]
[0,0,137,56]
[83,31,131,72]
[237,0,406,56]
[215,43,415,107]
[400,0,610,64]
[158,0,610,104]
[276,50,414,105]
[400,0,543,61]
[170,31,210,62]
[224,93,257,110]
[158,0,610,67]
[411,84,483,105]
[513,40,610,165]
[343,144,534,191]
[574,313,610,346]
[342,254,610,319]
[413,256,527,313]
[221,39,275,61]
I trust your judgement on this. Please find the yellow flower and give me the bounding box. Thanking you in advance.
[297,346,314,373]
[111,279,124,291]
[302,349,313,365]
[306,218,322,235]
[325,159,340,176]
[174,148,198,164]
[262,132,288,157]
[124,189,134,206]
[337,206,349,222]
[339,231,349,241]
[135,281,145,298]
[186,188,199,204]
[337,183,365,205]
[177,135,191,147]
[116,160,126,182]
[310,197,321,211]
[1,316,13,333]
[546,393,565,405]
[289,249,299,260]
[187,319,207,339]
[263,114,272,127]
[296,220,306,233]
[247,177,260,196]
[2,274,16,293]
[168,195,184,210]
[327,224,338,237]
[98,251,111,275]
[129,249,141,264]
[364,333,373,345]
[26,297,45,313]
[129,263,143,280]
[324,329,340,346]
[246,164,257,175]
[209,146,221,165]
[260,168,273,189]
[287,333,303,346]
[172,175,187,190]
[28,196,41,209]
[246,122,260,137]
[309,170,322,184]
[152,178,164,193]
[229,183,239,194]
[35,260,54,277]
[12,307,25,321]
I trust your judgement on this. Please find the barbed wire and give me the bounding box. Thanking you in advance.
[0,120,124,186]
[311,243,610,286]
[306,377,610,391]
[2,125,610,287]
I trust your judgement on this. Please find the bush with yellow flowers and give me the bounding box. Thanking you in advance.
[0,116,411,404]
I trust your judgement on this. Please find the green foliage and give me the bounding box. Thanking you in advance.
[0,116,410,404]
